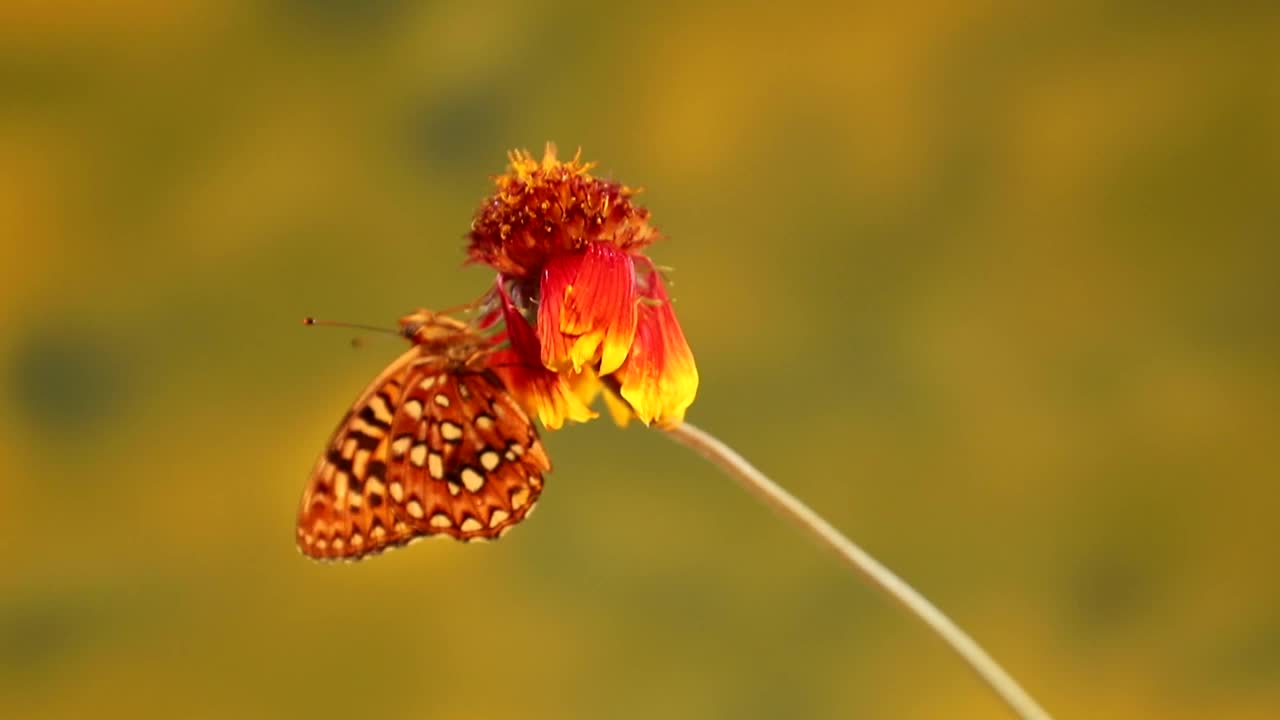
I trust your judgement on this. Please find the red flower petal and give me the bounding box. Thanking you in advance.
[492,283,596,429]
[537,243,639,375]
[536,251,581,371]
[614,265,698,428]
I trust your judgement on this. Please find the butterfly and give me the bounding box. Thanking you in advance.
[297,309,551,561]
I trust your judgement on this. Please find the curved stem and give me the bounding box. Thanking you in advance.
[663,422,1053,720]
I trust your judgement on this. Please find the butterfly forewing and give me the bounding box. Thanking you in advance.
[297,340,550,561]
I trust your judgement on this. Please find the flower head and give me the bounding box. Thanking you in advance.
[468,146,659,277]
[468,145,697,429]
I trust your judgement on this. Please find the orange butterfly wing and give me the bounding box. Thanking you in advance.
[297,345,550,561]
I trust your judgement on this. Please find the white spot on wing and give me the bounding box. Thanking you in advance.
[354,413,389,437]
[403,398,423,420]
[511,487,529,510]
[352,449,370,478]
[369,394,394,424]
[334,472,349,503]
[440,422,462,441]
[409,444,427,467]
[461,468,485,492]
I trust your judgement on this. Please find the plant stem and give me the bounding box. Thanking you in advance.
[663,422,1053,720]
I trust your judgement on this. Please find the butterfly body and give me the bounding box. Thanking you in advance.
[297,310,550,561]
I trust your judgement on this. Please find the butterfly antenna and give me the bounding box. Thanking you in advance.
[302,317,401,334]
[302,317,405,348]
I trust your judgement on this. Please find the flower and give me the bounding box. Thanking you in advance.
[484,282,597,431]
[468,144,698,429]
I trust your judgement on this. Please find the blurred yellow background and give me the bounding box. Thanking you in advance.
[2,2,1277,718]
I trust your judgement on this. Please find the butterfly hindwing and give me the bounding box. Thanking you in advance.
[383,366,550,543]
[297,344,550,561]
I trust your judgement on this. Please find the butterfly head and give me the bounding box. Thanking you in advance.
[399,309,486,359]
